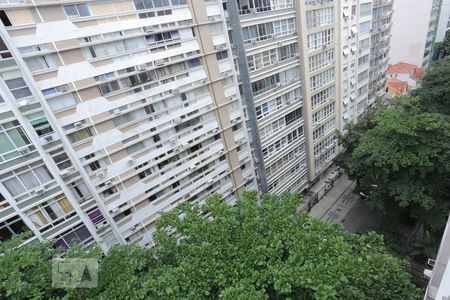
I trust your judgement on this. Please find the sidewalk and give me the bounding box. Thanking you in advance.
[308,175,359,224]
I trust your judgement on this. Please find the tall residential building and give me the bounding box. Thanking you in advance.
[297,0,340,180]
[339,0,373,128]
[225,0,309,194]
[436,0,450,43]
[0,0,393,249]
[424,216,450,300]
[389,0,442,67]
[0,0,257,249]
[368,0,393,104]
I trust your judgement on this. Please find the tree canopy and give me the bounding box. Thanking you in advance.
[1,192,420,300]
[413,58,450,115]
[336,97,450,231]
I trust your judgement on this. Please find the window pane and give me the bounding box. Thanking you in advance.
[8,128,29,148]
[0,133,14,154]
[63,5,78,17]
[77,4,90,17]
[18,171,40,190]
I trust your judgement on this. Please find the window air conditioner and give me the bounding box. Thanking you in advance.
[35,186,46,195]
[18,147,30,156]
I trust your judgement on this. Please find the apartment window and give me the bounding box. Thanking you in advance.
[308,49,334,72]
[285,107,303,125]
[133,0,186,10]
[68,127,92,143]
[54,224,94,250]
[63,4,90,18]
[146,31,180,45]
[306,7,334,29]
[3,165,53,197]
[26,111,53,137]
[47,93,76,112]
[0,122,30,161]
[360,21,371,34]
[313,102,335,123]
[307,29,334,51]
[311,86,335,109]
[216,50,228,60]
[126,142,145,155]
[187,58,201,68]
[5,77,32,99]
[24,55,56,72]
[360,3,371,17]
[0,215,29,242]
[310,68,334,91]
[359,38,370,51]
[28,196,74,230]
[358,54,369,66]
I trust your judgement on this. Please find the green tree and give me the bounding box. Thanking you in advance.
[337,97,450,230]
[1,193,420,300]
[413,58,450,115]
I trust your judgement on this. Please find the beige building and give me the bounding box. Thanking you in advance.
[0,0,256,249]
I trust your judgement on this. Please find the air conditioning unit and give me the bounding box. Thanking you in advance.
[170,138,177,145]
[173,117,182,124]
[74,122,83,128]
[58,85,69,93]
[218,150,224,155]
[207,179,214,184]
[254,158,259,163]
[175,146,183,152]
[251,39,257,44]
[155,60,165,66]
[35,186,46,195]
[276,83,283,88]
[60,169,72,179]
[127,158,135,166]
[18,147,29,156]
[231,118,239,124]
[212,128,219,133]
[214,45,225,51]
[113,108,121,115]
[111,207,120,213]
[18,99,30,107]
[137,64,146,71]
[208,16,215,22]
[185,20,192,25]
[231,43,236,49]
[227,96,233,102]
[44,134,54,143]
[171,88,180,94]
[97,171,106,179]
[221,72,229,77]
[105,180,113,186]
[245,177,252,182]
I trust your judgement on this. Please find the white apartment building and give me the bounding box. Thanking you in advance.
[389,0,442,67]
[297,0,341,179]
[340,0,372,128]
[225,0,309,194]
[0,0,256,249]
[436,0,450,43]
[368,0,393,103]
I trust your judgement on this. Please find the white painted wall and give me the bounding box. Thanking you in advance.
[436,0,450,42]
[389,0,433,66]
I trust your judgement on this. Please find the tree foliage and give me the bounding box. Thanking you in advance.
[1,193,420,300]
[337,97,450,230]
[413,58,450,115]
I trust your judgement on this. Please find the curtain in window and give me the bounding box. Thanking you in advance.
[57,197,73,214]
[18,171,40,190]
[3,178,25,196]
[34,166,53,184]
[30,208,48,227]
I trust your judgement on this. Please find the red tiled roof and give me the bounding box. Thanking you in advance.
[388,77,408,93]
[387,62,419,74]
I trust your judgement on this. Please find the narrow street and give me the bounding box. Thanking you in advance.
[308,174,382,233]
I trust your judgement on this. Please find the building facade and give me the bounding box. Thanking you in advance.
[339,0,372,129]
[0,0,393,249]
[368,0,393,104]
[0,0,257,249]
[225,0,310,194]
[389,0,442,67]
